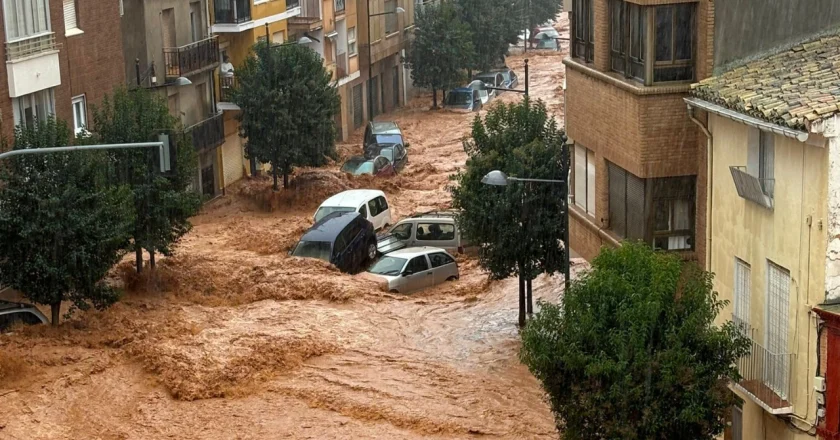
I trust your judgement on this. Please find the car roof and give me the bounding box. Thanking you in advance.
[387,246,449,258]
[450,87,473,93]
[370,121,400,135]
[320,189,386,208]
[301,211,361,242]
[408,210,457,220]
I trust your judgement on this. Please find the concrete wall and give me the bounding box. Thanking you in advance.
[709,114,826,433]
[714,0,840,71]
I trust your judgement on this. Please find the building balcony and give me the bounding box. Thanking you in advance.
[187,112,225,152]
[217,73,240,110]
[214,0,251,24]
[5,32,61,98]
[733,328,795,415]
[212,0,300,33]
[164,36,220,80]
[289,0,321,26]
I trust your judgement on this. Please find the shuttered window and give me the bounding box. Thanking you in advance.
[766,261,791,398]
[608,162,645,240]
[63,0,78,31]
[574,145,596,217]
[733,258,750,334]
[352,84,363,128]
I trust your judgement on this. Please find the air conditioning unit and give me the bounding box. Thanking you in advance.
[815,376,826,392]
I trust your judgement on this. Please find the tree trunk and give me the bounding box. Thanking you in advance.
[272,163,279,191]
[526,278,533,314]
[50,302,60,326]
[432,87,438,109]
[283,167,289,189]
[135,246,143,273]
[148,248,156,269]
[518,271,526,327]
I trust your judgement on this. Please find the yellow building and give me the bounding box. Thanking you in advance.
[210,0,301,187]
[687,34,840,440]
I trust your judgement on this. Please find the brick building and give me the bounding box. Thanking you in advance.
[0,0,125,144]
[563,0,713,262]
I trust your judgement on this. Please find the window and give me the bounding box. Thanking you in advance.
[119,0,123,16]
[368,199,381,216]
[335,0,345,13]
[573,145,596,216]
[429,252,454,268]
[162,8,176,48]
[4,0,50,40]
[63,0,80,34]
[746,128,775,200]
[348,27,357,55]
[376,196,389,212]
[358,204,368,219]
[71,95,86,135]
[190,2,202,42]
[417,223,455,241]
[609,0,645,80]
[272,31,284,44]
[390,223,412,240]
[572,0,593,62]
[608,163,646,240]
[405,256,429,274]
[651,176,695,251]
[733,259,751,334]
[766,261,791,398]
[384,0,397,35]
[13,88,55,128]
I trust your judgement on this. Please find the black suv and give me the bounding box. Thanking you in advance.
[291,211,378,273]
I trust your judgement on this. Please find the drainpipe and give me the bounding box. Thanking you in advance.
[688,105,713,271]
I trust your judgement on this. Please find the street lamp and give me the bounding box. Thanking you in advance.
[481,169,572,295]
[366,4,406,121]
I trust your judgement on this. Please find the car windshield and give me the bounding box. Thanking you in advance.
[537,38,558,49]
[342,160,374,175]
[374,134,403,145]
[314,206,355,222]
[368,256,408,276]
[378,148,395,162]
[292,241,332,261]
[446,92,472,106]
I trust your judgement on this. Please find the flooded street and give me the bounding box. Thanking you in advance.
[0,17,579,440]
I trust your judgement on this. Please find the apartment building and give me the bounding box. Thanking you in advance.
[122,0,223,197]
[564,0,713,262]
[211,0,300,187]
[0,0,125,144]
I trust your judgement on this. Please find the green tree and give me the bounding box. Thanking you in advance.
[88,87,201,273]
[232,41,340,190]
[450,99,569,327]
[523,0,563,42]
[406,2,475,108]
[521,243,751,440]
[0,118,133,325]
[455,0,521,74]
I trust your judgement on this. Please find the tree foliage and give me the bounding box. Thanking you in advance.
[0,118,133,324]
[521,243,751,440]
[88,87,201,272]
[455,0,521,73]
[233,41,340,190]
[406,2,475,107]
[524,0,563,35]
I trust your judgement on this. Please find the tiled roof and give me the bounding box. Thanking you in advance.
[690,34,840,131]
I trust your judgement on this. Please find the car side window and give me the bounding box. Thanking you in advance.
[429,252,455,268]
[377,196,389,212]
[359,204,368,219]
[405,256,430,274]
[390,223,412,240]
[416,223,455,241]
[334,230,349,256]
[369,199,381,217]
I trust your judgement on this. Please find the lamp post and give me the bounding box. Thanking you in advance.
[366,4,405,121]
[481,169,572,320]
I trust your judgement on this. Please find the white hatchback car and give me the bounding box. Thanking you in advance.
[314,189,392,231]
[367,247,459,294]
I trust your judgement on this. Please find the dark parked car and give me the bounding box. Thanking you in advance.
[444,87,482,112]
[363,121,404,148]
[341,155,396,177]
[0,301,49,331]
[363,143,408,172]
[291,211,378,273]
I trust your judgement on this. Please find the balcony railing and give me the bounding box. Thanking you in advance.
[218,73,238,102]
[186,113,225,152]
[335,0,345,13]
[164,36,220,79]
[290,0,321,23]
[214,0,251,24]
[733,330,795,414]
[5,32,59,61]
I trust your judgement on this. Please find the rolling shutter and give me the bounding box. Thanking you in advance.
[353,84,363,128]
[63,0,77,30]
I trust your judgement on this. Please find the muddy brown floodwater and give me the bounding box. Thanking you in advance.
[0,16,584,440]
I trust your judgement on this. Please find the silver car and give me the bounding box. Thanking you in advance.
[367,247,459,294]
[0,300,48,331]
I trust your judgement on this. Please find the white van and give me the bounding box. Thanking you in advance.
[377,211,469,255]
[314,189,393,231]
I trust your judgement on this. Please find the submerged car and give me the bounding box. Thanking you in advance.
[367,247,459,294]
[376,210,469,255]
[534,32,559,51]
[465,80,491,105]
[291,211,377,273]
[341,155,396,177]
[444,87,483,112]
[474,72,505,97]
[0,301,49,331]
[491,67,519,90]
[314,189,392,231]
[363,142,407,172]
[363,121,404,149]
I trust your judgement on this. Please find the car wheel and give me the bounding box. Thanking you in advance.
[446,276,458,281]
[367,242,377,261]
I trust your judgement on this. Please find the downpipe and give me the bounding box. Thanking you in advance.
[687,105,713,271]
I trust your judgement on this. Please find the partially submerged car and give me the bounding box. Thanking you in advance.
[491,67,519,90]
[0,300,49,331]
[444,87,482,113]
[474,72,505,96]
[291,211,377,273]
[363,143,408,172]
[367,247,459,294]
[341,155,396,177]
[376,210,468,255]
[363,121,404,149]
[314,189,392,231]
[465,80,491,105]
[534,32,560,51]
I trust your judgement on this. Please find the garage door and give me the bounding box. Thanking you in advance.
[222,134,245,188]
[353,84,363,128]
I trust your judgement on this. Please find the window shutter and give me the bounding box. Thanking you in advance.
[63,0,77,30]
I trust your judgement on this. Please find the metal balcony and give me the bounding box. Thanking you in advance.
[5,32,59,61]
[733,328,795,415]
[186,113,225,152]
[214,0,251,24]
[163,36,220,80]
[218,72,238,103]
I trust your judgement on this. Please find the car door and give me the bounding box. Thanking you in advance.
[414,221,458,251]
[331,228,351,271]
[376,157,395,176]
[402,255,434,292]
[428,252,458,284]
[393,144,407,170]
